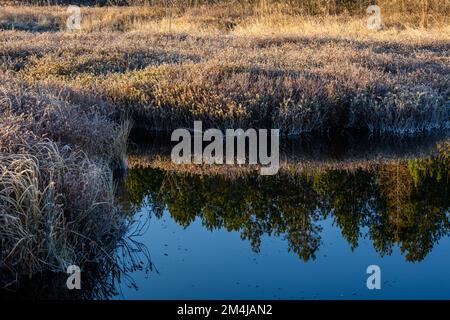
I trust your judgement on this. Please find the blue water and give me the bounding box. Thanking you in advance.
[111,138,450,300]
[117,208,450,300]
[1,137,449,300]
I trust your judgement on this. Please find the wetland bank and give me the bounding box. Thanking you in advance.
[0,0,449,299]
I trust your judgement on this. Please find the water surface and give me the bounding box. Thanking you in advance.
[1,134,449,300]
[115,134,450,299]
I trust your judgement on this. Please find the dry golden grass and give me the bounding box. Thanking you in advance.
[0,1,449,32]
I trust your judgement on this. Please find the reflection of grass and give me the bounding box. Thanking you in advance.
[126,137,450,175]
[123,147,450,262]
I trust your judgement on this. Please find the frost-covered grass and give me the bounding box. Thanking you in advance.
[0,1,449,284]
[1,27,448,135]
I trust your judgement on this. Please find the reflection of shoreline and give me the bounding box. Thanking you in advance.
[127,134,450,175]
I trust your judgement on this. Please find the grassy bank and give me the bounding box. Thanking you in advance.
[0,74,131,284]
[1,33,449,135]
[0,4,448,135]
[0,1,450,136]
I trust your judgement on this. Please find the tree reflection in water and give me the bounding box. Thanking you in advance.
[122,143,450,263]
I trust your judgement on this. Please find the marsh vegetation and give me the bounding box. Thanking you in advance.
[0,0,449,296]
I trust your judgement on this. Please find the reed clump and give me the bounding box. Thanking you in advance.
[0,142,124,278]
[0,74,131,283]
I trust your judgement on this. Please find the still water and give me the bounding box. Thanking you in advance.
[1,134,449,300]
[114,135,450,300]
